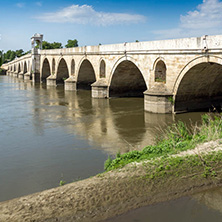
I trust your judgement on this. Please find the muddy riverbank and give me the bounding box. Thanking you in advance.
[1,140,222,222]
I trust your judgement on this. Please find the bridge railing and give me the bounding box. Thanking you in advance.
[5,53,32,66]
[39,35,222,55]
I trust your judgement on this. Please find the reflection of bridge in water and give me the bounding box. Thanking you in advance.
[3,34,222,113]
[193,187,222,215]
[8,77,176,155]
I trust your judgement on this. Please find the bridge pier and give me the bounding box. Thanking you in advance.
[65,77,77,91]
[46,75,57,86]
[24,72,31,80]
[144,84,173,114]
[91,79,109,98]
[13,71,18,78]
[18,72,24,79]
[32,72,40,83]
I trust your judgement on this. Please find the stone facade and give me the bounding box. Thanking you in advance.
[3,35,222,113]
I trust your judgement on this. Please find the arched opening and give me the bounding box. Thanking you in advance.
[100,60,106,78]
[56,58,69,84]
[18,63,21,73]
[77,59,96,90]
[41,58,51,82]
[24,62,27,74]
[175,62,222,112]
[155,60,166,83]
[52,58,55,74]
[109,60,147,97]
[71,59,75,76]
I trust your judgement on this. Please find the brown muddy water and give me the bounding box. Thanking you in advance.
[105,187,222,222]
[0,75,222,221]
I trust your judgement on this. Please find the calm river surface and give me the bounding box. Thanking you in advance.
[0,75,222,221]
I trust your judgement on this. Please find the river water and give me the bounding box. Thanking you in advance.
[0,75,222,221]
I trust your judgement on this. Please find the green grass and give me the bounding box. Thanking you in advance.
[143,151,222,180]
[104,114,222,171]
[59,180,66,186]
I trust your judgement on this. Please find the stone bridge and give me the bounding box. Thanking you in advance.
[2,34,222,113]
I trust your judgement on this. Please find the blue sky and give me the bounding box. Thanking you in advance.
[1,0,222,51]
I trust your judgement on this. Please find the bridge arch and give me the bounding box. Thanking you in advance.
[76,58,96,89]
[28,61,31,73]
[41,58,51,82]
[23,61,27,74]
[173,56,222,112]
[18,63,21,73]
[108,56,147,97]
[56,58,69,84]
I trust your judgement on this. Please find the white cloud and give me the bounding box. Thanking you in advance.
[36,4,146,26]
[153,0,222,39]
[16,2,25,8]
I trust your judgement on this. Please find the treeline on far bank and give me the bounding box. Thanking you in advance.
[0,39,78,66]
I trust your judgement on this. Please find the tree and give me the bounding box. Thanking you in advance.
[1,49,28,64]
[42,41,63,49]
[65,39,78,48]
[15,49,25,58]
[0,50,3,66]
[3,50,16,63]
[51,42,62,49]
[41,41,51,49]
[9,51,16,61]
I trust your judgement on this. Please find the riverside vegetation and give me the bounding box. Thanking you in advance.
[2,113,222,222]
[104,113,222,179]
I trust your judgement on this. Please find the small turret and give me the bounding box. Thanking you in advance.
[31,33,43,49]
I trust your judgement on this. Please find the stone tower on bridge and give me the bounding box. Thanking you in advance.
[31,33,43,82]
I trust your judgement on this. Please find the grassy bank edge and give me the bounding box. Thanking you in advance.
[104,113,222,171]
[98,144,222,185]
